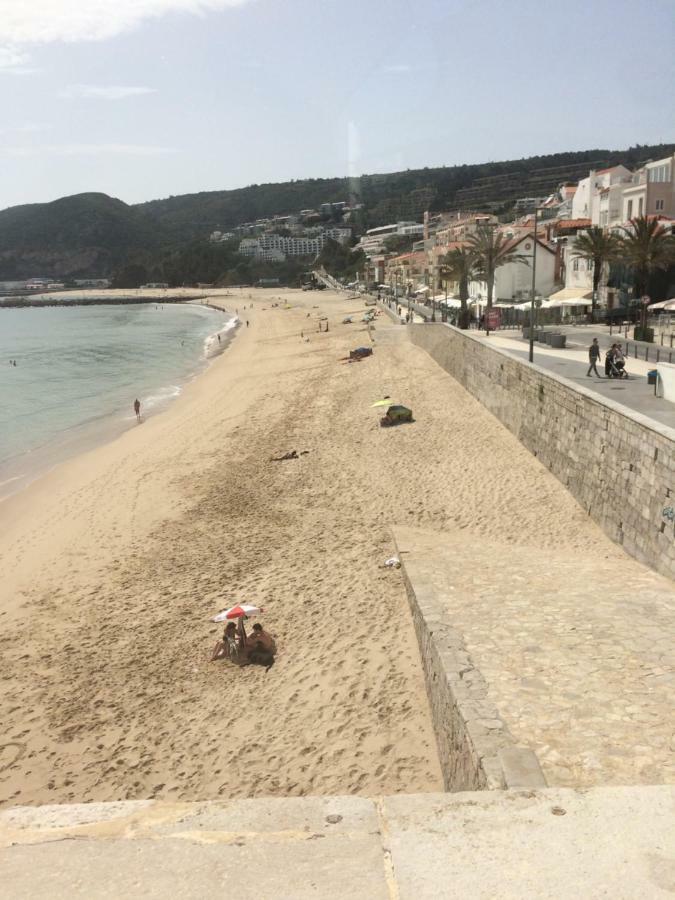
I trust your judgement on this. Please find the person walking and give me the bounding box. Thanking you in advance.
[587,338,603,378]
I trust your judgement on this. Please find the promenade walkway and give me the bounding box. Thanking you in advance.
[388,294,675,428]
[483,330,675,430]
[394,526,675,788]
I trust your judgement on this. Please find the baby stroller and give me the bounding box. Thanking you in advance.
[605,353,628,379]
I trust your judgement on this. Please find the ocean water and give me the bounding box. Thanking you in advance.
[0,302,236,497]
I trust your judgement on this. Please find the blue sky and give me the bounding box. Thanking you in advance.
[0,0,673,210]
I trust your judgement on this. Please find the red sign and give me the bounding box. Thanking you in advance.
[486,309,501,329]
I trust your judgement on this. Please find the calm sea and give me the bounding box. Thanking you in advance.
[0,302,236,498]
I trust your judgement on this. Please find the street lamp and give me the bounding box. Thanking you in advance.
[528,206,542,364]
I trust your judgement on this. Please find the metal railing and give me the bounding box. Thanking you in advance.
[624,342,674,365]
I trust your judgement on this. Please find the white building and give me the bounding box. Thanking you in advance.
[468,234,557,303]
[572,166,633,223]
[355,221,424,258]
[621,154,675,222]
[238,233,327,260]
[571,156,675,229]
[209,230,236,243]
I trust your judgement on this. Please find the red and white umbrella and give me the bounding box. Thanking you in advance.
[211,604,263,623]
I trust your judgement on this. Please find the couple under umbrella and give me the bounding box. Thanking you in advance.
[210,604,276,670]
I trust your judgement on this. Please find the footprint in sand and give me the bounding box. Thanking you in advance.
[0,742,26,771]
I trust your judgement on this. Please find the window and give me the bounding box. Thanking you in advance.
[638,197,643,216]
[573,259,579,271]
[649,164,671,183]
[627,200,633,219]
[655,199,665,211]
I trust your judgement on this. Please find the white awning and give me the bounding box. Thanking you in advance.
[548,287,593,303]
[649,299,675,310]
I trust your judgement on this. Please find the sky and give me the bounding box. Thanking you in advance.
[0,0,673,210]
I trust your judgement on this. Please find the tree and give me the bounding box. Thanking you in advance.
[572,226,622,319]
[441,246,476,329]
[466,226,529,309]
[111,262,148,288]
[383,234,416,255]
[619,215,675,299]
[316,238,365,280]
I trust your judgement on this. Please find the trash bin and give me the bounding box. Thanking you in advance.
[544,332,553,344]
[537,331,548,343]
[522,327,531,340]
[648,369,657,385]
[549,334,567,349]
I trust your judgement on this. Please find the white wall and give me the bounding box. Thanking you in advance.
[495,241,556,300]
[572,175,591,219]
[563,238,594,292]
[467,242,556,301]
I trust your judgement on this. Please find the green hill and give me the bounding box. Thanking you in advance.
[135,143,675,240]
[1,143,673,282]
[0,192,161,279]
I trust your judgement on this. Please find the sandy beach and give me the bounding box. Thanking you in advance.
[0,287,622,808]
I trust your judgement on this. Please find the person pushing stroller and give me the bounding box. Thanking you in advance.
[605,343,628,379]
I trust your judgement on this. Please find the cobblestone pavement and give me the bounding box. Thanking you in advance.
[395,526,675,788]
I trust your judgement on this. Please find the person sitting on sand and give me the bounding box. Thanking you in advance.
[211,622,238,661]
[249,622,276,654]
[211,621,249,663]
[244,624,276,671]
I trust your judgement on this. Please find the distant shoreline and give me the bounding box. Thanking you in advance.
[0,295,207,309]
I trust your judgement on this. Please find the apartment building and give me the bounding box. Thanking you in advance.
[621,154,675,221]
[355,221,424,258]
[238,232,331,260]
[570,155,675,228]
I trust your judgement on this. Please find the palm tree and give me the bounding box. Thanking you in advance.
[620,215,675,299]
[571,226,622,319]
[441,246,475,329]
[466,226,529,311]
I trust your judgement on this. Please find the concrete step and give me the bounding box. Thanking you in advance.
[1,786,673,898]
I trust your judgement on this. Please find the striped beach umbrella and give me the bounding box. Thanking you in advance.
[211,604,263,622]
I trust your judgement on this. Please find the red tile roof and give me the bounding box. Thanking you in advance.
[555,218,591,229]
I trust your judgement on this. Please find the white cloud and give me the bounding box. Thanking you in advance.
[0,45,40,72]
[2,143,178,157]
[0,45,27,66]
[60,84,158,100]
[0,1,251,46]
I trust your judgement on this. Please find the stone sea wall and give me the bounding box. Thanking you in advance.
[410,324,675,581]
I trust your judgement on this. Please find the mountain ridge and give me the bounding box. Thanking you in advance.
[1,142,673,281]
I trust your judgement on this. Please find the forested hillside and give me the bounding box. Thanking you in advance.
[1,143,672,282]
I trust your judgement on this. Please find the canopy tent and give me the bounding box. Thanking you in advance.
[550,299,592,308]
[437,297,461,308]
[648,299,675,311]
[547,288,593,307]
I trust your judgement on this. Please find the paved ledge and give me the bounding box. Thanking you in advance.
[394,527,546,792]
[394,526,675,788]
[1,787,673,898]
